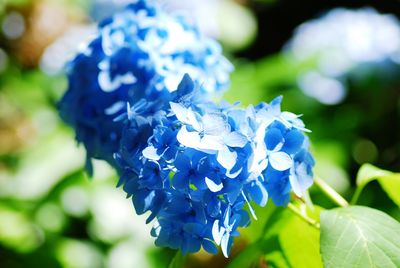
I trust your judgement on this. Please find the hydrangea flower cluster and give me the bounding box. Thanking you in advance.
[286,8,400,105]
[60,0,314,257]
[59,0,233,169]
[115,75,314,257]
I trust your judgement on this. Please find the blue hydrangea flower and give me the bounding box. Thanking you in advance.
[115,75,314,257]
[59,0,233,169]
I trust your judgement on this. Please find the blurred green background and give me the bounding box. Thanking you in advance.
[0,0,399,267]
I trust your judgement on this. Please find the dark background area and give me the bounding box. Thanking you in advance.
[239,0,400,59]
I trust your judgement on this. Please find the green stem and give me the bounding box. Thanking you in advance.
[287,203,320,229]
[168,251,185,268]
[314,176,349,207]
[350,185,364,205]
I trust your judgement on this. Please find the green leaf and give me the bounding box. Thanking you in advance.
[320,206,400,268]
[355,164,400,207]
[356,164,392,187]
[168,251,185,268]
[279,209,323,268]
[379,175,400,207]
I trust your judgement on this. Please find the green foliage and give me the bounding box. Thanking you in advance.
[228,239,265,268]
[265,250,290,268]
[279,212,322,268]
[228,208,289,268]
[230,205,323,268]
[353,164,400,206]
[0,205,42,253]
[320,206,400,268]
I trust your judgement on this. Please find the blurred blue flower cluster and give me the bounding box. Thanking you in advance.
[115,75,314,256]
[286,8,400,105]
[59,0,314,257]
[59,0,233,170]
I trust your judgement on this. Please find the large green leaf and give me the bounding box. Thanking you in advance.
[355,164,400,207]
[320,206,400,268]
[280,213,323,268]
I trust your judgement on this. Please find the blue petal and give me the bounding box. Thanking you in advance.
[192,175,208,191]
[146,191,166,223]
[165,195,191,214]
[247,180,268,207]
[207,195,221,218]
[203,239,218,254]
[183,236,202,254]
[174,154,191,171]
[174,74,195,99]
[192,202,207,224]
[265,127,284,150]
[265,168,291,206]
[237,210,250,227]
[282,129,304,154]
[132,189,155,214]
[172,172,188,191]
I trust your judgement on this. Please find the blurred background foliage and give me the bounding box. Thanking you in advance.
[0,0,399,267]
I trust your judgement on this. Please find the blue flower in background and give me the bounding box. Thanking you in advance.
[115,75,314,256]
[59,0,233,169]
[286,8,400,105]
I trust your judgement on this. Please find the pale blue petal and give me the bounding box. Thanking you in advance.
[223,206,231,227]
[221,233,231,258]
[202,113,230,136]
[177,126,201,148]
[269,151,292,171]
[170,102,188,123]
[224,131,248,148]
[217,146,237,170]
[289,163,314,197]
[212,220,224,245]
[205,177,223,192]
[142,146,161,161]
[198,135,224,151]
